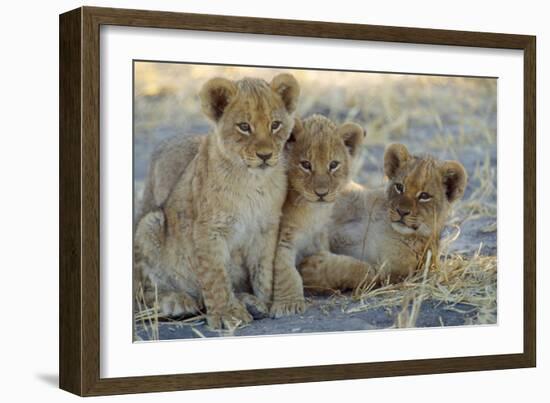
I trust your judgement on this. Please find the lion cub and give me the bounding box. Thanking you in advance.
[270,115,366,317]
[134,74,300,329]
[300,143,468,289]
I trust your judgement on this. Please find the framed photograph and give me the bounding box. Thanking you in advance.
[59,6,536,396]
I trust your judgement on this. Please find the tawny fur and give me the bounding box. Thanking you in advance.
[300,143,468,290]
[134,74,300,329]
[270,115,366,317]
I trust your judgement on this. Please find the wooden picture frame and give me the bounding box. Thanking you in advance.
[59,6,536,396]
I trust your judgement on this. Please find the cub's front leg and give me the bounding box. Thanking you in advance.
[244,224,279,317]
[270,235,307,318]
[193,222,252,330]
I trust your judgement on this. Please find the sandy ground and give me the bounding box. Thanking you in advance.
[136,296,477,340]
[133,64,497,340]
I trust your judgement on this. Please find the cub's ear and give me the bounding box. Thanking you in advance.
[285,117,303,151]
[199,77,237,122]
[271,73,300,113]
[338,122,365,158]
[384,143,411,179]
[440,161,468,203]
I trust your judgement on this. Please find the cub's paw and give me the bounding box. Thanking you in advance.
[157,292,203,318]
[236,293,269,319]
[206,300,253,330]
[270,298,307,318]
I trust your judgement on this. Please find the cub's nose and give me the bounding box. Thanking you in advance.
[256,152,273,162]
[315,189,329,198]
[396,208,410,217]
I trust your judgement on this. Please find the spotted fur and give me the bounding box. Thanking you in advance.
[305,143,468,288]
[134,74,300,329]
[270,115,366,317]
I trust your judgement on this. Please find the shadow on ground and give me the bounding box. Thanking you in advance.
[35,373,58,388]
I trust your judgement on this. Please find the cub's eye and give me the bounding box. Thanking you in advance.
[394,183,404,194]
[236,122,251,133]
[418,192,432,202]
[300,160,312,171]
[271,121,282,131]
[329,161,340,171]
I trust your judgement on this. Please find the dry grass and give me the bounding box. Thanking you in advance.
[134,285,160,341]
[133,62,497,339]
[308,205,498,330]
[340,165,498,329]
[134,284,246,341]
[134,63,497,152]
[454,153,497,224]
[134,287,207,342]
[135,235,497,340]
[342,245,497,328]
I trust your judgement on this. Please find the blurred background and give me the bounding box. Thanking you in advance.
[134,61,497,257]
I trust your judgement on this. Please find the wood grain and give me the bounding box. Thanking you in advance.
[523,37,537,366]
[59,6,537,396]
[59,7,82,395]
